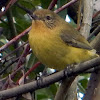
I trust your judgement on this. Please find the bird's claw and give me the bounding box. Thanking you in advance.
[63,64,75,78]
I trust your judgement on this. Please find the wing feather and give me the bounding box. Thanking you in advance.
[60,26,92,50]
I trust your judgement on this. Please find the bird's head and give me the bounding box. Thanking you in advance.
[31,9,64,29]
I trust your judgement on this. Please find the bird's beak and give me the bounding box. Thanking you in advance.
[30,14,38,20]
[25,10,38,20]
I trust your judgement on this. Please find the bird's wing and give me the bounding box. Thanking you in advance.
[60,29,92,50]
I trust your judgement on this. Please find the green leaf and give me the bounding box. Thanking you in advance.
[0,35,14,54]
[40,0,52,9]
[26,53,45,76]
[26,53,36,68]
[0,35,8,44]
[19,0,35,9]
[36,87,54,100]
[15,15,31,33]
[48,84,58,96]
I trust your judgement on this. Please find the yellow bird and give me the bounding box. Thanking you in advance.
[29,9,98,70]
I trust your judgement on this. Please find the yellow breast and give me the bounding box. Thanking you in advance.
[29,21,97,70]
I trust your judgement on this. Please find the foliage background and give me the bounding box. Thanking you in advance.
[0,0,99,100]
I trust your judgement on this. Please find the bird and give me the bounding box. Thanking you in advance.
[28,9,98,71]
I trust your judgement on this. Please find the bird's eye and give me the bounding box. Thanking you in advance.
[46,15,52,20]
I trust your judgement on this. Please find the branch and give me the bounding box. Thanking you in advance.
[1,41,28,61]
[54,77,75,100]
[17,62,41,84]
[0,57,100,99]
[85,65,100,73]
[2,65,24,90]
[54,0,78,13]
[90,32,100,55]
[77,0,82,27]
[0,0,17,18]
[48,0,58,10]
[80,0,94,38]
[0,26,31,52]
[24,62,41,78]
[83,32,100,100]
[0,57,19,75]
[6,8,17,37]
[14,44,30,70]
[6,7,20,56]
[93,10,100,19]
[65,77,78,100]
[2,44,30,90]
[87,25,100,42]
[15,3,34,15]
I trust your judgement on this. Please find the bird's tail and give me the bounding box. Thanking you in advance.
[88,49,99,58]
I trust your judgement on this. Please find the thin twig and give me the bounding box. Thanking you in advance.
[0,26,31,52]
[16,3,34,15]
[0,0,17,18]
[85,65,100,73]
[0,57,19,75]
[54,0,78,13]
[92,18,100,25]
[24,62,41,78]
[2,44,30,90]
[14,44,30,70]
[17,62,41,84]
[1,41,28,61]
[88,25,100,41]
[93,10,100,19]
[48,0,58,10]
[2,65,24,90]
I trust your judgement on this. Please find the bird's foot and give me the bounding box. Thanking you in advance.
[63,64,75,78]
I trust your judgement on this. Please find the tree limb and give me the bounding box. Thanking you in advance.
[0,57,100,99]
[80,0,94,38]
